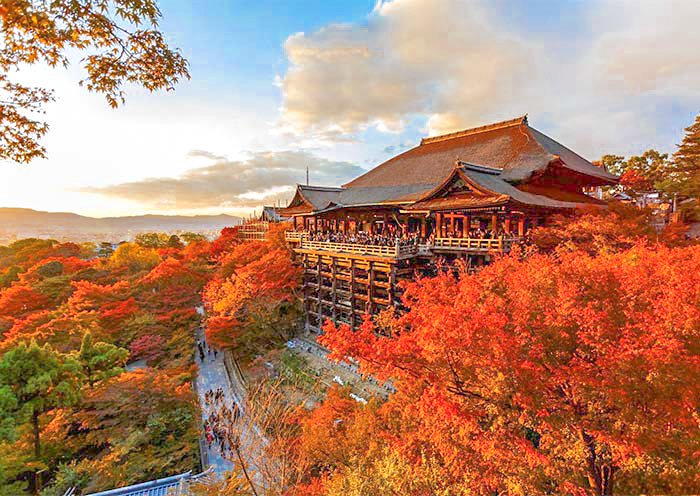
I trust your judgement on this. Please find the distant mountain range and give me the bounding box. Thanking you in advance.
[0,208,242,239]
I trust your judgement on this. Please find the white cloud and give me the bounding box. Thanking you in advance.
[79,150,364,210]
[278,0,700,157]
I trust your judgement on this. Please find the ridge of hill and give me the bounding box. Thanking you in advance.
[0,208,242,242]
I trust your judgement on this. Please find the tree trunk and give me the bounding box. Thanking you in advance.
[32,410,41,495]
[579,427,615,496]
[32,410,40,458]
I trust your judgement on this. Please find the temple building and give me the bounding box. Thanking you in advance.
[279,116,618,333]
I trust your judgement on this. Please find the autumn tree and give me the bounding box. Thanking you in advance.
[128,333,164,364]
[205,245,301,360]
[134,232,170,249]
[0,341,82,491]
[108,242,161,271]
[76,331,128,388]
[0,285,49,319]
[0,0,189,163]
[181,232,207,245]
[530,202,657,255]
[97,241,115,258]
[320,244,700,495]
[72,369,199,491]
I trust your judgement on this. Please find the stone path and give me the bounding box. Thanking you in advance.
[194,328,237,475]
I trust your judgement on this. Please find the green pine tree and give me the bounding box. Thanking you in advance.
[77,332,129,388]
[0,341,83,492]
[665,113,700,201]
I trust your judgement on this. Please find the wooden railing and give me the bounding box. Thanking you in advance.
[238,221,269,241]
[433,237,518,252]
[292,235,518,257]
[284,230,309,242]
[298,239,418,258]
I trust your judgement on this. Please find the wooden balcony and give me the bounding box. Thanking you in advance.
[289,232,519,258]
[296,239,418,259]
[432,237,519,253]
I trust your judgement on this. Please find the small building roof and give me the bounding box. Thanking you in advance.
[261,206,289,222]
[283,185,344,214]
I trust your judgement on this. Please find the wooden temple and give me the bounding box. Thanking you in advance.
[279,116,618,333]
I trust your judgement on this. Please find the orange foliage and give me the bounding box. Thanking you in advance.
[204,243,300,354]
[320,244,700,494]
[531,202,657,255]
[0,285,48,318]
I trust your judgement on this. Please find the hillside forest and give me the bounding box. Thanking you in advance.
[0,202,698,495]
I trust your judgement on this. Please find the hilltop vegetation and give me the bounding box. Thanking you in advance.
[1,212,699,496]
[0,236,212,494]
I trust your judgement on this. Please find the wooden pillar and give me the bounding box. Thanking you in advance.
[436,213,442,238]
[316,254,322,330]
[517,216,525,237]
[462,214,469,238]
[504,214,511,234]
[303,253,310,330]
[368,261,374,315]
[331,257,338,325]
[420,217,426,238]
[350,258,356,329]
[491,214,498,231]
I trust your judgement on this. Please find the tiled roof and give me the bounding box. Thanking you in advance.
[406,163,605,211]
[343,116,617,190]
[299,185,344,210]
[281,117,617,214]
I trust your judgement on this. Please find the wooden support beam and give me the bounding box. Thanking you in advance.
[316,254,322,330]
[332,257,338,325]
[350,258,356,327]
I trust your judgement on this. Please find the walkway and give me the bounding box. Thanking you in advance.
[194,327,238,475]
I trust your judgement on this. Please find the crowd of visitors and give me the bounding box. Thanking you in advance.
[197,339,217,361]
[303,226,511,246]
[203,388,242,458]
[308,229,421,246]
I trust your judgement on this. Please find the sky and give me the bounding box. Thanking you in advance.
[1,0,699,218]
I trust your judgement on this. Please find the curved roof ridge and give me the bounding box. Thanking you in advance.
[420,115,527,145]
[298,184,344,191]
[456,160,502,175]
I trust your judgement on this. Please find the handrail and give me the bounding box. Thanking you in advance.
[297,239,418,258]
[284,230,309,241]
[294,236,518,256]
[433,237,519,251]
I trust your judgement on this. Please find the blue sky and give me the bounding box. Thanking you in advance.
[1,0,699,217]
